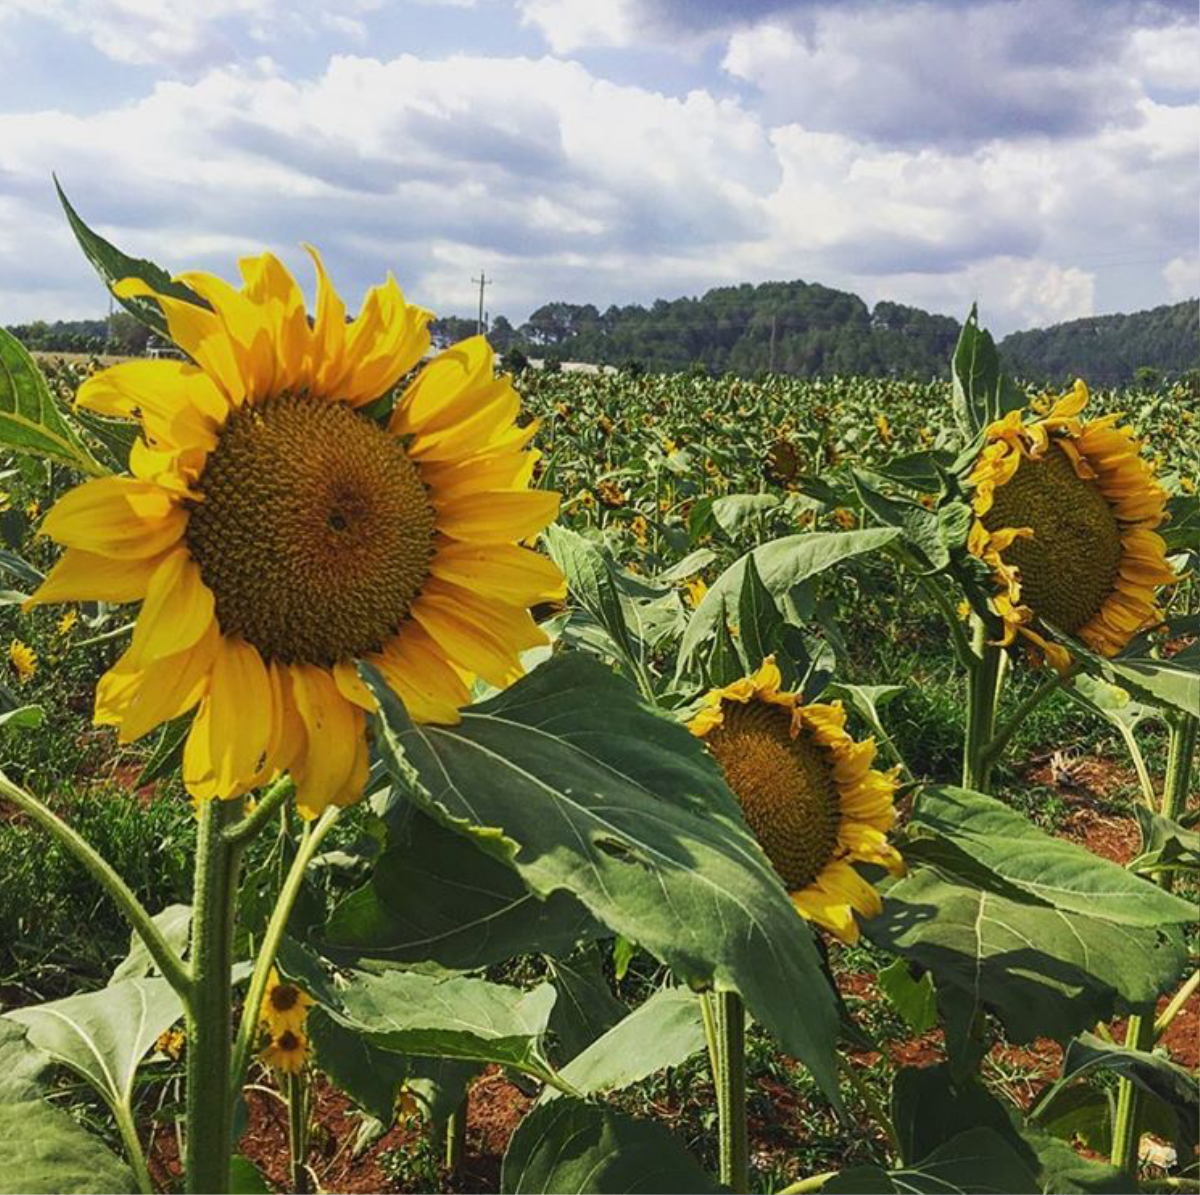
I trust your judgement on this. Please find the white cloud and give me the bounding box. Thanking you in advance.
[0,3,1194,333]
[1163,254,1199,301]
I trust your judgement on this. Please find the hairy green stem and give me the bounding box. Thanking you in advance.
[185,799,241,1194]
[713,991,748,1194]
[113,1101,154,1195]
[0,770,191,999]
[230,807,341,1102]
[224,776,295,845]
[1110,712,1197,1178]
[900,548,977,675]
[980,664,1077,774]
[962,623,1003,792]
[1156,971,1199,1040]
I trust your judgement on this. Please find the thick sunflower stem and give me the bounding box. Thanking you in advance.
[230,807,341,1104]
[1111,712,1197,1179]
[707,991,749,1194]
[962,622,1003,792]
[185,799,241,1195]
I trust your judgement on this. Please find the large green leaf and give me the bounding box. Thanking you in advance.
[911,787,1196,926]
[950,305,1024,439]
[0,1020,136,1195]
[322,808,601,972]
[501,1097,721,1194]
[307,1006,411,1123]
[546,944,628,1061]
[676,528,900,675]
[55,177,207,337]
[891,1065,1124,1194]
[363,652,840,1097]
[555,986,705,1096]
[866,867,1186,1042]
[7,978,183,1116]
[545,525,642,670]
[302,965,561,1084]
[824,1126,1039,1194]
[0,326,106,475]
[110,904,191,983]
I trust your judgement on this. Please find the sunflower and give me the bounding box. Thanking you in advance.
[260,1027,309,1075]
[968,381,1177,673]
[8,639,36,684]
[689,658,903,944]
[260,967,314,1036]
[26,250,564,817]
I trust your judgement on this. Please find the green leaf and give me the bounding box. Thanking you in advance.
[501,1097,720,1194]
[1030,1083,1114,1155]
[364,652,841,1098]
[657,548,716,583]
[1051,630,1199,716]
[322,808,601,972]
[229,1155,273,1195]
[0,1020,136,1195]
[0,326,106,476]
[877,959,937,1035]
[555,986,705,1096]
[134,717,192,788]
[73,409,139,473]
[0,548,43,588]
[676,528,901,675]
[710,492,780,536]
[6,976,184,1116]
[314,968,560,1084]
[1131,805,1200,877]
[110,904,191,983]
[823,682,907,771]
[547,944,628,1061]
[866,867,1187,1043]
[0,704,45,730]
[55,176,207,337]
[307,1006,410,1123]
[737,550,785,668]
[544,524,642,669]
[1059,1031,1198,1152]
[824,1126,1040,1194]
[911,786,1197,926]
[406,1056,481,1128]
[852,469,946,567]
[950,305,1023,439]
[1161,492,1200,554]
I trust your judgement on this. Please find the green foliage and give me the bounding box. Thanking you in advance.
[0,1020,136,1194]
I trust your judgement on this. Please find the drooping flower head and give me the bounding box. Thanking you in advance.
[689,658,903,944]
[968,381,1177,673]
[261,1027,309,1075]
[27,250,564,816]
[260,967,314,1037]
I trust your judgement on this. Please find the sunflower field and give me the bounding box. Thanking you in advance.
[0,192,1196,1195]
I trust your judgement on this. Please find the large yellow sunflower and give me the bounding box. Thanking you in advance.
[689,658,903,944]
[968,380,1177,674]
[26,250,564,817]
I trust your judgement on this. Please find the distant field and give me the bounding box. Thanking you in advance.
[33,349,135,367]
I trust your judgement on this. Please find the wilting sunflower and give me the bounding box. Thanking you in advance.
[260,968,314,1036]
[689,658,903,944]
[26,250,564,816]
[968,380,1177,673]
[261,1027,309,1075]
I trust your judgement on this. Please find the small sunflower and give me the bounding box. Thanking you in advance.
[26,250,564,817]
[689,658,903,944]
[968,381,1177,673]
[260,967,314,1036]
[684,576,708,608]
[8,639,36,684]
[261,1027,309,1075]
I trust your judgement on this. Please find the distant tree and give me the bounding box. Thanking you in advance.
[109,312,151,355]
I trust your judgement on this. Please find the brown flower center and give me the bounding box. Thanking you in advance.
[277,1029,300,1051]
[704,700,841,891]
[983,441,1123,634]
[186,393,436,666]
[269,984,300,1012]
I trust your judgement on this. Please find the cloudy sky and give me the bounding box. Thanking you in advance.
[0,0,1196,334]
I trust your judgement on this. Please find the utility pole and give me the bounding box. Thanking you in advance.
[472,271,491,336]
